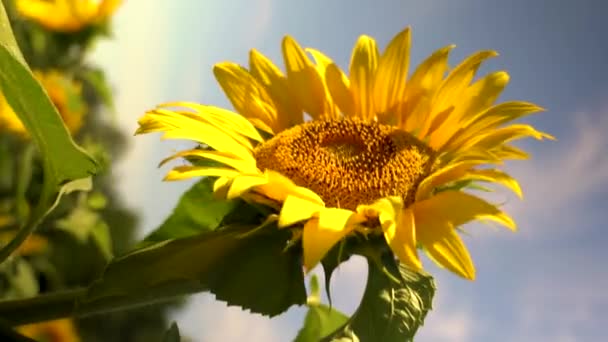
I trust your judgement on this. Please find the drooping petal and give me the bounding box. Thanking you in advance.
[213,63,280,133]
[349,35,379,120]
[306,48,341,119]
[164,166,241,181]
[444,101,545,152]
[413,191,516,231]
[461,124,555,152]
[249,49,302,129]
[418,219,476,280]
[325,63,355,117]
[227,174,269,199]
[302,209,363,271]
[429,71,510,150]
[278,194,324,228]
[159,149,258,174]
[136,108,254,160]
[416,160,489,200]
[374,27,411,120]
[282,36,327,119]
[463,169,523,198]
[401,45,454,132]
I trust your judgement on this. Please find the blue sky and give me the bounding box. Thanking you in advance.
[91,0,608,341]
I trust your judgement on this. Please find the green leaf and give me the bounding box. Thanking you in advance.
[162,322,181,342]
[294,304,349,342]
[329,255,435,342]
[142,178,252,244]
[0,2,97,261]
[83,225,307,317]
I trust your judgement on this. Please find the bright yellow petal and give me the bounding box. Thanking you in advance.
[249,49,302,128]
[254,170,325,205]
[278,195,324,227]
[164,166,241,181]
[462,124,555,152]
[416,160,489,200]
[282,36,327,119]
[306,48,340,119]
[429,71,510,150]
[418,219,476,280]
[227,174,268,199]
[413,191,516,231]
[445,101,545,152]
[401,45,454,132]
[213,62,280,133]
[349,35,379,120]
[465,169,523,198]
[374,27,411,120]
[159,149,257,174]
[98,0,123,19]
[325,63,355,117]
[302,208,362,271]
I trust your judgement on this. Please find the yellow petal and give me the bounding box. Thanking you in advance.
[429,71,510,150]
[418,219,475,280]
[302,209,362,271]
[137,108,254,159]
[465,169,523,198]
[413,191,516,231]
[382,206,421,271]
[165,103,264,143]
[419,50,498,139]
[249,49,302,128]
[462,124,555,152]
[213,63,280,133]
[306,48,340,119]
[402,45,454,132]
[278,195,324,228]
[325,63,355,117]
[349,35,379,120]
[99,0,123,18]
[227,174,269,199]
[282,36,327,119]
[159,149,257,174]
[254,170,324,205]
[416,160,489,200]
[492,144,530,160]
[374,27,411,118]
[164,166,241,181]
[445,101,545,152]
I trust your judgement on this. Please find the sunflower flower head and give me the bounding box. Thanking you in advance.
[137,27,553,280]
[0,70,86,137]
[17,319,80,342]
[16,0,122,33]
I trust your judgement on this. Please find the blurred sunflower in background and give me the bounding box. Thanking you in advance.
[138,26,552,280]
[15,0,122,32]
[0,70,86,136]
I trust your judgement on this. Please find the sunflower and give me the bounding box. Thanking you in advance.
[17,319,80,342]
[0,70,86,137]
[137,27,552,280]
[15,0,122,33]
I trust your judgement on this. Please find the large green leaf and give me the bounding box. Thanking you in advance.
[82,225,307,317]
[0,2,97,261]
[328,255,435,342]
[142,178,264,244]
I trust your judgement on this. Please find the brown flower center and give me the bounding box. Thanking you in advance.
[254,119,435,210]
